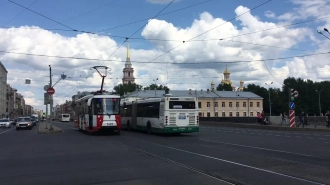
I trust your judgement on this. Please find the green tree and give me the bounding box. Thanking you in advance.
[113,83,143,96]
[216,83,232,91]
[144,84,169,90]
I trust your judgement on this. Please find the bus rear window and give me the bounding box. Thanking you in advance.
[62,115,70,117]
[169,101,195,109]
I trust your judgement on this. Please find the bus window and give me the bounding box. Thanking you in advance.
[169,101,195,109]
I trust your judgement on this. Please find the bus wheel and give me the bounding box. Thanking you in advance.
[147,123,151,135]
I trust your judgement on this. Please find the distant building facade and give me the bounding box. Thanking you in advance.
[0,61,7,118]
[6,84,15,119]
[122,41,135,84]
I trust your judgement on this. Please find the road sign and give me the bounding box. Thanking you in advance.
[44,85,49,91]
[294,90,299,98]
[44,93,50,105]
[14,104,18,109]
[289,102,295,109]
[289,110,295,127]
[47,87,55,95]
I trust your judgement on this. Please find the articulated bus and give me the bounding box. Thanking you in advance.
[120,96,199,134]
[61,114,70,122]
[73,93,121,134]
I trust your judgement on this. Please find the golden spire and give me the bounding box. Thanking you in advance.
[211,80,215,85]
[224,67,230,74]
[126,41,130,59]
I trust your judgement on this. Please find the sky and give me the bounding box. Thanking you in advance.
[0,0,329,112]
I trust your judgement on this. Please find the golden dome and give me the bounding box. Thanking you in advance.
[224,67,230,74]
[211,81,215,85]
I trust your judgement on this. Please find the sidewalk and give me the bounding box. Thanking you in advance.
[200,121,330,132]
[38,122,62,134]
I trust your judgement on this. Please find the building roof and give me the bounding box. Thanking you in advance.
[123,90,262,99]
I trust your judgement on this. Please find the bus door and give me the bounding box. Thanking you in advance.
[88,105,93,130]
[131,102,137,128]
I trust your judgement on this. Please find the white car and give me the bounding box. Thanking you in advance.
[0,119,12,128]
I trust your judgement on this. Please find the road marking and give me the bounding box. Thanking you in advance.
[123,136,325,185]
[199,139,325,158]
[0,127,15,135]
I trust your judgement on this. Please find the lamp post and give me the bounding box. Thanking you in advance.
[265,82,273,122]
[316,89,322,116]
[153,78,158,97]
[317,29,330,40]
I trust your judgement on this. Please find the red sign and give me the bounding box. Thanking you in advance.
[289,110,295,127]
[47,87,55,95]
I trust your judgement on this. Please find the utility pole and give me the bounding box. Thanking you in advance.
[49,65,53,130]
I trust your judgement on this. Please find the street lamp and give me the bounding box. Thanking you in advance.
[153,78,158,97]
[265,82,273,121]
[317,30,330,40]
[316,89,322,116]
[324,28,329,34]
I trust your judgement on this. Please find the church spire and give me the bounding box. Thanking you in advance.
[126,40,130,60]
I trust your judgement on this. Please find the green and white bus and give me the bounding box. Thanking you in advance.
[120,96,199,134]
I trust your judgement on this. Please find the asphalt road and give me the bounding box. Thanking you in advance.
[0,123,329,185]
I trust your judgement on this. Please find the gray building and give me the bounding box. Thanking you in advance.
[0,61,8,118]
[122,89,263,117]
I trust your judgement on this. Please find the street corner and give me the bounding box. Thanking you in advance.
[37,122,62,134]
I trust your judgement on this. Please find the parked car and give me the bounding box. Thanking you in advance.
[0,118,12,128]
[16,117,33,130]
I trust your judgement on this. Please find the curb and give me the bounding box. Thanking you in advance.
[200,121,330,132]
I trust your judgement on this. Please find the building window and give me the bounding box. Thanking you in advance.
[250,102,253,107]
[243,102,246,107]
[229,112,233,117]
[198,102,201,108]
[215,112,218,117]
[257,102,260,107]
[243,112,247,116]
[236,102,239,107]
[250,112,253,116]
[214,102,218,107]
[207,112,210,117]
[222,112,225,117]
[236,112,239,117]
[222,102,225,107]
[128,72,130,77]
[207,102,210,107]
[229,102,232,107]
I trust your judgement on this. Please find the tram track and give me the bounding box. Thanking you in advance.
[109,134,325,185]
[52,122,328,184]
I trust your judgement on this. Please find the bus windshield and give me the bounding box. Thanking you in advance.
[169,101,196,109]
[62,114,70,118]
[93,98,120,115]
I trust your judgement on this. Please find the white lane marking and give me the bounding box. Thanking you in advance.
[0,127,15,135]
[199,139,325,159]
[123,136,325,185]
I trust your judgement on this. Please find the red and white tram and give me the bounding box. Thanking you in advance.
[73,93,121,134]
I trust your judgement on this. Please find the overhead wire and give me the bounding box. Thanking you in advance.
[98,0,213,32]
[135,0,273,70]
[46,0,119,29]
[84,0,177,80]
[4,0,38,26]
[1,50,329,64]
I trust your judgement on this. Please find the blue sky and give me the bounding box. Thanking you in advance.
[0,0,329,112]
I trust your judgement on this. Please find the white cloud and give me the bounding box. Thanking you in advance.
[265,10,276,18]
[1,3,330,112]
